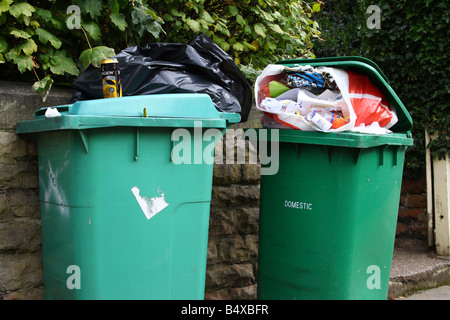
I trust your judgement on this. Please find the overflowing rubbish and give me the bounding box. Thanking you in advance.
[255,64,398,133]
[70,34,252,122]
[285,66,338,94]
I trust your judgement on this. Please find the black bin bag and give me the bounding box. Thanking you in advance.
[70,34,252,122]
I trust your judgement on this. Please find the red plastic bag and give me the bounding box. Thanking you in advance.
[347,71,397,129]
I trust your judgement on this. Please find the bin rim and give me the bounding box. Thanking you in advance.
[274,56,413,134]
[252,128,413,149]
[16,93,241,134]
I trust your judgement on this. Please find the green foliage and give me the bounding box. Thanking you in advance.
[0,0,166,99]
[313,0,449,177]
[154,0,320,74]
[0,0,321,99]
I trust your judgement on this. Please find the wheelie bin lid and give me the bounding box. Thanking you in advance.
[16,93,241,134]
[275,56,413,134]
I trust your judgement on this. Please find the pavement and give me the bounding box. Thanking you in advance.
[399,285,450,300]
[388,244,450,300]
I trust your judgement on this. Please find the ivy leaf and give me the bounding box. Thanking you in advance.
[84,0,103,19]
[251,39,260,50]
[144,7,163,22]
[82,21,101,41]
[0,0,13,14]
[48,51,79,76]
[50,17,65,30]
[35,28,62,49]
[29,20,40,29]
[313,3,321,13]
[79,49,94,68]
[219,41,230,51]
[131,6,164,38]
[236,14,245,26]
[170,8,185,18]
[79,46,115,68]
[35,8,52,22]
[147,21,164,38]
[9,2,35,19]
[232,42,244,51]
[5,50,35,73]
[163,13,174,22]
[201,11,215,24]
[229,6,239,16]
[110,13,128,31]
[31,75,53,102]
[186,18,200,32]
[254,23,266,37]
[269,24,284,34]
[17,38,37,55]
[197,18,209,29]
[267,41,277,51]
[10,29,32,39]
[261,10,275,22]
[0,37,8,52]
[244,41,257,51]
[108,0,120,15]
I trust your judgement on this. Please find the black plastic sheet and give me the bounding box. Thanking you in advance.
[70,34,252,122]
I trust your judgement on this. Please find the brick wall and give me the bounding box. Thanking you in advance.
[396,175,428,248]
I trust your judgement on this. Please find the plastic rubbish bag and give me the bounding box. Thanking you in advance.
[346,70,397,129]
[70,34,252,122]
[255,64,397,133]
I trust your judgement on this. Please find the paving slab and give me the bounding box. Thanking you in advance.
[399,285,450,300]
[388,246,450,299]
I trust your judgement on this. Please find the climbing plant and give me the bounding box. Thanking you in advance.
[313,0,449,176]
[0,0,321,99]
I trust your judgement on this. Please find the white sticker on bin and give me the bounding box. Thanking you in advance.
[131,186,169,220]
[45,107,62,118]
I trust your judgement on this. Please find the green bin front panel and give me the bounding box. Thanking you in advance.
[38,126,217,299]
[258,136,408,300]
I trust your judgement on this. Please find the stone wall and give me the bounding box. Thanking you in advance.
[206,161,261,299]
[0,81,428,300]
[204,112,262,300]
[0,81,73,299]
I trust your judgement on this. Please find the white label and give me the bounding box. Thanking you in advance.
[131,186,169,220]
[284,200,312,211]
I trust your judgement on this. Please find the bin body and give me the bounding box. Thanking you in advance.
[16,94,239,299]
[257,131,411,299]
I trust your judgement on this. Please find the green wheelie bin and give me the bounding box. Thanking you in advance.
[16,94,240,300]
[256,57,413,300]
